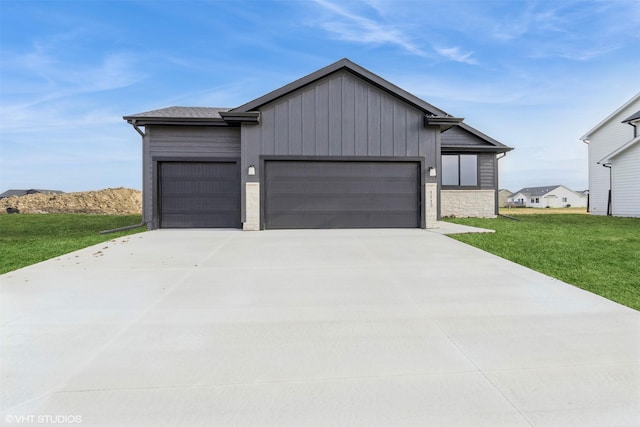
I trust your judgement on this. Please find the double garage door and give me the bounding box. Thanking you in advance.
[158,160,421,229]
[264,160,421,229]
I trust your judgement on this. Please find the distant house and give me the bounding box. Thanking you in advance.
[498,189,512,207]
[0,189,63,199]
[580,93,640,217]
[508,185,587,208]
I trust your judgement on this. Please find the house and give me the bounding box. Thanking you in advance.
[124,59,512,230]
[0,189,63,199]
[508,185,587,208]
[498,189,512,207]
[580,93,640,217]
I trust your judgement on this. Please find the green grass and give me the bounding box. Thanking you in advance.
[0,214,145,274]
[445,215,640,310]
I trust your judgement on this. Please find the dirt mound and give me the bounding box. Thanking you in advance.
[0,188,142,215]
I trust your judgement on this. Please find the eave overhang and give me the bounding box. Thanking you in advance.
[441,145,513,154]
[124,117,229,127]
[424,116,464,132]
[218,111,261,125]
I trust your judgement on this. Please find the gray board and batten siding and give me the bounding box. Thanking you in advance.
[240,69,439,224]
[442,126,492,147]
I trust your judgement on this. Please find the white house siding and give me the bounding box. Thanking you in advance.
[508,192,527,206]
[611,142,640,217]
[542,186,587,208]
[585,97,640,215]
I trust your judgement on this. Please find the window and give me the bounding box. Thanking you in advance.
[562,197,567,203]
[531,198,535,204]
[442,154,477,186]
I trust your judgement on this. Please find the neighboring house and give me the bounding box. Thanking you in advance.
[508,185,587,208]
[581,93,640,217]
[0,189,63,199]
[124,58,512,230]
[498,189,512,207]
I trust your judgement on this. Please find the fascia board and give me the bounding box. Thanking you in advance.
[580,92,640,140]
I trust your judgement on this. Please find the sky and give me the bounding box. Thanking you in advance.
[1,0,639,193]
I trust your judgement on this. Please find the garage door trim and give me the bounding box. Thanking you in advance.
[260,156,425,230]
[153,157,241,229]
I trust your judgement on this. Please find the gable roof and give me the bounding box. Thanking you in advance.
[232,58,447,115]
[580,92,640,141]
[511,185,585,198]
[232,58,511,152]
[123,58,512,152]
[511,185,562,198]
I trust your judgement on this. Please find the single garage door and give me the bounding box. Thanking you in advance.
[264,160,421,229]
[159,161,240,228]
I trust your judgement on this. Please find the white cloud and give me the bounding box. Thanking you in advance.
[311,0,426,56]
[434,46,477,65]
[310,0,483,64]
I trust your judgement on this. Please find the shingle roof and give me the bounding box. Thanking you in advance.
[124,106,230,119]
[0,189,64,198]
[511,185,562,198]
[622,110,640,123]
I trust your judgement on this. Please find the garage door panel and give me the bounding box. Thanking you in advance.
[161,179,238,195]
[160,213,239,228]
[161,162,237,178]
[265,160,420,229]
[161,196,239,211]
[268,211,418,229]
[268,177,417,194]
[268,194,418,211]
[159,161,240,228]
[268,162,418,178]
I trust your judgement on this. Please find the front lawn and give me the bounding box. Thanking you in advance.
[0,214,145,274]
[445,215,640,311]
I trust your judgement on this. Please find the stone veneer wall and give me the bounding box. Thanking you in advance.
[425,183,438,228]
[441,190,496,218]
[244,182,260,230]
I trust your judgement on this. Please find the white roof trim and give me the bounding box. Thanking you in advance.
[598,135,640,164]
[580,92,640,141]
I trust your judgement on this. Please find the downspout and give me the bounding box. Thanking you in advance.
[601,163,612,216]
[495,152,506,216]
[100,119,148,234]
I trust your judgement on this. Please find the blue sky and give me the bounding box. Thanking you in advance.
[1,0,639,193]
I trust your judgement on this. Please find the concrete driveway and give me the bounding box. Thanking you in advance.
[1,229,639,426]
